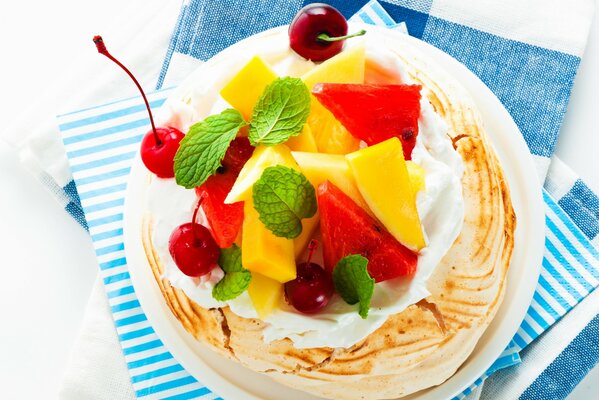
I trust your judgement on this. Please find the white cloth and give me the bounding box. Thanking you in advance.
[59,279,136,400]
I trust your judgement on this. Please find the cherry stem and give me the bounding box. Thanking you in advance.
[191,196,204,243]
[93,35,161,146]
[317,29,366,43]
[306,240,319,265]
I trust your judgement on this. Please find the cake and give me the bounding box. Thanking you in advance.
[133,5,515,399]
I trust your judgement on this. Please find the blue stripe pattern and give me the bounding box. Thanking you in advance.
[519,314,599,400]
[58,1,599,399]
[59,89,211,399]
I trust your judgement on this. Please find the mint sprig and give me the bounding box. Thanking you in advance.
[174,109,247,188]
[249,77,311,146]
[332,255,375,319]
[212,244,252,301]
[252,165,317,239]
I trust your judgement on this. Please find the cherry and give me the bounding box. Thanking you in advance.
[289,3,366,61]
[93,35,183,178]
[285,241,334,313]
[169,198,220,277]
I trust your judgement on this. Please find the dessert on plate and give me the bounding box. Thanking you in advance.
[100,4,516,399]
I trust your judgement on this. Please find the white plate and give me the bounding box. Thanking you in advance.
[124,24,545,400]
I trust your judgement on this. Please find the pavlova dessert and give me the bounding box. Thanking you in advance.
[96,3,515,399]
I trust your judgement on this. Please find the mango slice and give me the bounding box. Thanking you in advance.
[220,56,277,120]
[225,144,297,204]
[406,161,425,193]
[346,138,426,251]
[292,151,369,211]
[301,46,365,154]
[248,272,284,319]
[285,124,318,153]
[293,214,320,259]
[242,199,296,283]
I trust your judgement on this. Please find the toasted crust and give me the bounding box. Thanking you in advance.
[141,40,515,399]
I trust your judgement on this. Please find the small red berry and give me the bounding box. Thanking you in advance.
[289,4,365,61]
[93,35,183,177]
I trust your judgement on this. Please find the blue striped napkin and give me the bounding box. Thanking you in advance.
[58,0,598,398]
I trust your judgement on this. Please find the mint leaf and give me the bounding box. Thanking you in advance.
[249,77,311,146]
[332,255,375,319]
[212,244,251,301]
[174,109,246,188]
[252,165,317,239]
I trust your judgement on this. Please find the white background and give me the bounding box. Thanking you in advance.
[0,0,597,399]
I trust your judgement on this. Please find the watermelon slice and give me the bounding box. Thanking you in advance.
[318,181,417,282]
[312,83,422,160]
[195,137,254,248]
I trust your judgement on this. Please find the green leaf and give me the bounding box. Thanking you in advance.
[252,165,317,239]
[212,244,252,301]
[174,109,247,188]
[332,255,375,319]
[249,77,311,146]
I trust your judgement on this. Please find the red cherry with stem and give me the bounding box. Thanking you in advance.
[285,240,334,313]
[93,35,184,178]
[289,3,366,61]
[169,198,220,277]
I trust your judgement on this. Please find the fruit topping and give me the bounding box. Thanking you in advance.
[346,138,425,251]
[285,241,334,314]
[225,144,298,204]
[289,3,365,62]
[242,198,296,283]
[248,272,284,319]
[285,124,318,153]
[93,35,184,178]
[318,181,417,282]
[220,56,277,120]
[196,137,254,248]
[168,199,220,277]
[312,83,422,159]
[252,165,317,239]
[301,45,365,154]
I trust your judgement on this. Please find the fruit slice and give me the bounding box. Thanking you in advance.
[292,151,368,211]
[285,124,318,153]
[220,56,277,120]
[294,214,320,259]
[196,137,254,248]
[225,144,298,204]
[301,45,365,154]
[406,161,425,193]
[248,272,284,319]
[242,199,296,283]
[346,138,425,251]
[318,181,417,282]
[312,83,422,159]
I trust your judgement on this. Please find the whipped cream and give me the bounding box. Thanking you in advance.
[148,37,464,349]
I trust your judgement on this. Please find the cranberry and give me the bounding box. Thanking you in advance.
[140,127,184,178]
[168,199,220,277]
[285,262,334,313]
[289,3,365,61]
[93,35,183,177]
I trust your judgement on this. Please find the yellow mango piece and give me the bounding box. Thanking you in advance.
[301,46,365,154]
[346,138,426,251]
[220,56,277,120]
[285,124,318,153]
[406,161,426,193]
[225,144,298,204]
[293,214,320,259]
[292,151,369,211]
[242,199,296,283]
[248,272,284,319]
